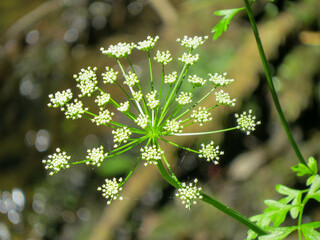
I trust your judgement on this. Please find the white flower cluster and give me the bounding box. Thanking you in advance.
[163,119,183,134]
[176,92,192,105]
[92,109,114,126]
[178,52,199,65]
[95,93,110,106]
[235,110,261,135]
[42,148,70,175]
[215,90,236,107]
[48,89,73,109]
[191,107,212,126]
[124,72,139,87]
[64,99,88,119]
[135,114,149,129]
[198,141,224,164]
[177,35,208,50]
[137,36,159,51]
[97,178,123,205]
[188,75,206,87]
[164,72,178,84]
[102,67,118,84]
[112,126,132,147]
[141,145,163,166]
[45,35,261,208]
[86,146,108,167]
[209,72,234,86]
[74,67,98,97]
[154,50,172,65]
[117,101,130,112]
[176,179,203,209]
[146,90,159,109]
[100,42,136,58]
[132,91,143,101]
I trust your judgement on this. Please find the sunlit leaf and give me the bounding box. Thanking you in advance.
[301,223,320,240]
[259,226,297,240]
[211,8,244,40]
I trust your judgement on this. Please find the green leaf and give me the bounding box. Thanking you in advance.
[276,184,300,199]
[309,191,320,202]
[292,156,318,177]
[301,221,320,229]
[264,200,292,226]
[308,175,320,195]
[292,163,313,177]
[290,191,302,219]
[211,8,244,40]
[307,175,316,186]
[301,223,320,240]
[308,157,318,175]
[259,226,297,240]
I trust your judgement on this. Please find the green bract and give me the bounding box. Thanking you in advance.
[44,35,260,206]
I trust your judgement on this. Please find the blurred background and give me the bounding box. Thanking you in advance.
[0,0,319,239]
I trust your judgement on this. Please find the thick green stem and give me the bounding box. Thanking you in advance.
[201,193,268,236]
[243,0,306,166]
[157,162,267,235]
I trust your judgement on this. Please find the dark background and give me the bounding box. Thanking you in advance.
[0,0,319,239]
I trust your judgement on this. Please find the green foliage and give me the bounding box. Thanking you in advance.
[211,8,244,40]
[246,157,320,240]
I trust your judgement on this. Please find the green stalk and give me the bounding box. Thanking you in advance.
[157,160,267,235]
[147,51,154,90]
[200,193,268,236]
[173,126,239,136]
[243,0,306,166]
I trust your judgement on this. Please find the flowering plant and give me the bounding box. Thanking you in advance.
[43,35,263,233]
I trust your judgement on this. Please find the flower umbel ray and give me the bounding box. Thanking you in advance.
[45,35,261,207]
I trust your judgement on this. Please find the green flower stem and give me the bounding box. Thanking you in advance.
[243,0,306,166]
[71,136,148,165]
[121,156,142,186]
[108,98,137,121]
[148,50,154,91]
[174,86,217,121]
[156,141,179,183]
[85,110,144,134]
[159,65,165,103]
[207,104,219,111]
[160,137,198,154]
[173,126,239,136]
[107,136,147,158]
[158,64,189,126]
[156,160,180,188]
[157,157,267,236]
[163,85,173,107]
[117,59,150,117]
[110,136,148,155]
[128,86,145,116]
[200,193,268,236]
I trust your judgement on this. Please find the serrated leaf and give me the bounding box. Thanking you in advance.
[211,7,244,40]
[250,213,273,227]
[292,163,313,177]
[276,184,300,198]
[259,226,297,240]
[264,200,292,226]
